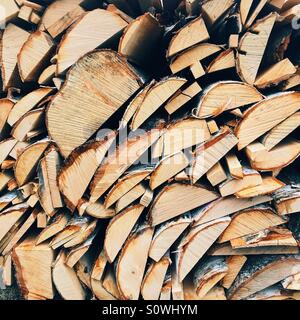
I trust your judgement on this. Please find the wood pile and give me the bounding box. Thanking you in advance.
[1,0,300,301]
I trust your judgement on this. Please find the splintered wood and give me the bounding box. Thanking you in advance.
[1,0,300,301]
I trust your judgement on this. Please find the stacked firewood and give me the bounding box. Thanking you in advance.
[1,0,300,300]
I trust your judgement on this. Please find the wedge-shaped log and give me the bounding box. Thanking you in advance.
[118,13,163,66]
[12,237,54,300]
[237,13,277,85]
[0,0,19,25]
[58,134,115,212]
[167,17,209,58]
[193,257,228,298]
[149,183,219,226]
[1,24,30,90]
[47,50,142,157]
[90,129,162,202]
[201,0,235,26]
[104,204,144,263]
[235,92,300,150]
[56,9,128,74]
[169,43,222,74]
[131,77,186,130]
[8,87,53,127]
[116,225,154,300]
[246,139,300,171]
[104,166,153,209]
[191,127,238,183]
[149,216,192,262]
[221,256,247,289]
[14,139,50,186]
[228,255,300,300]
[235,176,285,198]
[52,250,86,300]
[39,0,86,38]
[18,31,55,82]
[207,49,235,74]
[193,194,272,226]
[141,255,171,300]
[177,217,231,281]
[218,206,286,243]
[262,112,300,151]
[196,81,263,119]
[150,152,189,190]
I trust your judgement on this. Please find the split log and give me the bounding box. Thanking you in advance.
[47,50,142,157]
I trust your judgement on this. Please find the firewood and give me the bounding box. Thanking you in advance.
[262,112,300,151]
[158,117,210,157]
[254,58,297,88]
[207,49,236,73]
[169,43,222,74]
[56,9,128,74]
[90,129,162,202]
[58,134,115,211]
[193,194,272,226]
[37,211,48,228]
[209,242,299,256]
[150,152,189,190]
[140,188,153,207]
[176,217,231,281]
[131,77,186,130]
[1,24,30,90]
[102,267,122,299]
[235,92,300,150]
[218,206,287,243]
[104,167,153,208]
[166,17,209,58]
[38,64,56,85]
[244,0,268,28]
[160,276,172,300]
[228,255,300,300]
[104,204,144,263]
[225,152,243,179]
[39,0,86,39]
[149,183,219,226]
[115,183,146,213]
[52,250,86,300]
[0,99,14,138]
[195,81,263,119]
[141,255,171,300]
[116,225,154,300]
[191,127,238,183]
[164,82,202,115]
[47,50,142,157]
[230,227,298,249]
[0,0,19,25]
[201,0,235,26]
[7,87,53,127]
[14,139,50,186]
[206,162,227,186]
[234,176,285,198]
[149,216,192,262]
[12,236,54,299]
[221,255,247,289]
[274,186,300,215]
[118,13,163,66]
[237,13,277,85]
[17,31,55,82]
[246,284,295,300]
[193,257,228,298]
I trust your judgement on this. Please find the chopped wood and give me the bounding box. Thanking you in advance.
[207,162,227,186]
[141,255,171,300]
[201,0,235,26]
[12,237,54,299]
[56,9,128,74]
[196,81,263,119]
[237,13,277,85]
[47,50,142,157]
[131,77,186,130]
[225,152,243,179]
[116,225,154,300]
[167,17,209,58]
[191,127,238,183]
[118,13,163,66]
[254,58,297,88]
[218,206,287,243]
[207,49,236,73]
[221,255,247,289]
[104,204,144,263]
[149,183,219,226]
